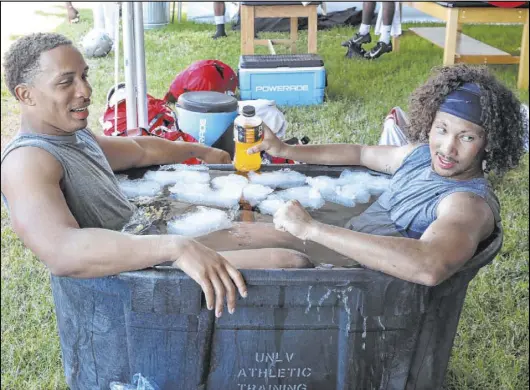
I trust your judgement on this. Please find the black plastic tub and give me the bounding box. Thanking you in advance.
[51,164,503,389]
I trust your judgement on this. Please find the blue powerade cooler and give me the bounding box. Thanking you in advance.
[176,91,238,146]
[238,54,326,106]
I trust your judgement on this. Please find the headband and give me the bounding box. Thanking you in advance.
[439,83,483,127]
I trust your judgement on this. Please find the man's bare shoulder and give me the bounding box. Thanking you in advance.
[437,191,496,240]
[438,191,494,214]
[1,146,63,190]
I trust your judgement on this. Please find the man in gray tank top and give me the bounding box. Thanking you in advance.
[201,64,526,287]
[0,33,251,317]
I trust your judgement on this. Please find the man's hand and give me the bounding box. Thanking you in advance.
[273,200,317,240]
[173,239,247,317]
[247,125,287,158]
[201,147,232,164]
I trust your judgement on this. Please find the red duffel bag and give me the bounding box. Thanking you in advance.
[101,83,202,164]
[163,59,238,103]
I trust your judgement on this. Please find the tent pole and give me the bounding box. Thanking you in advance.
[133,2,148,130]
[123,2,137,132]
[113,2,120,135]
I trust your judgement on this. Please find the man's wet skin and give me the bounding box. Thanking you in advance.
[197,222,359,268]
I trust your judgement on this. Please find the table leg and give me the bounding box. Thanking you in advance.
[393,2,402,53]
[290,17,298,53]
[392,36,400,52]
[443,8,459,65]
[517,9,529,90]
[308,6,317,53]
[241,6,255,55]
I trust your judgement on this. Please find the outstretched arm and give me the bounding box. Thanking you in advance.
[1,147,246,316]
[94,133,231,172]
[273,193,495,286]
[248,126,417,174]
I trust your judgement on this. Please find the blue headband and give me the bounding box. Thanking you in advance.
[439,83,483,127]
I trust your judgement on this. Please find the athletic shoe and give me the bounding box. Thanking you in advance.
[341,32,372,47]
[212,31,228,39]
[364,41,393,59]
[345,43,367,59]
[212,25,227,40]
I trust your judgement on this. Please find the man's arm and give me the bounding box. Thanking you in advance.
[283,143,415,174]
[274,193,495,286]
[248,126,417,174]
[93,133,231,172]
[1,148,246,316]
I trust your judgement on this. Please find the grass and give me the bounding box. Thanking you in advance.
[1,9,528,390]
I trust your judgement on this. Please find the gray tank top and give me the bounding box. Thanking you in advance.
[348,144,501,238]
[1,129,135,230]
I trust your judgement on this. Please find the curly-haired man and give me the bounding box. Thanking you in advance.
[200,64,527,286]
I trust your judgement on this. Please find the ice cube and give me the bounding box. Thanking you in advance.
[274,186,325,209]
[168,182,211,194]
[168,182,241,209]
[337,183,372,204]
[118,178,162,199]
[248,169,307,189]
[319,186,356,208]
[144,170,211,186]
[257,196,286,216]
[242,184,274,206]
[306,175,340,191]
[211,174,249,190]
[167,206,232,237]
[338,170,390,197]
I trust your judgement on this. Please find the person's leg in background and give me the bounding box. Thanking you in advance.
[365,2,395,59]
[342,2,376,58]
[102,2,119,42]
[65,2,79,23]
[378,107,410,146]
[213,2,227,39]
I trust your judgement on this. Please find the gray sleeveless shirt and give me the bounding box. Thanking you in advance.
[1,129,135,230]
[348,144,501,238]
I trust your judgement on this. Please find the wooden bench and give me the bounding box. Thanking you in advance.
[240,1,319,55]
[405,1,529,89]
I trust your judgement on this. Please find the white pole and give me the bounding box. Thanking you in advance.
[114,2,120,135]
[123,2,137,131]
[133,2,148,130]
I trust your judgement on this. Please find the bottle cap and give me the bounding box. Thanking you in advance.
[242,105,255,117]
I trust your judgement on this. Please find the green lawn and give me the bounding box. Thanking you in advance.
[1,7,528,390]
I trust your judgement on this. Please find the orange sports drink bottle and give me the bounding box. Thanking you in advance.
[233,105,263,172]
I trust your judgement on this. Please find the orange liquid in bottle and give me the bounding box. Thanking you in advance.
[233,106,263,172]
